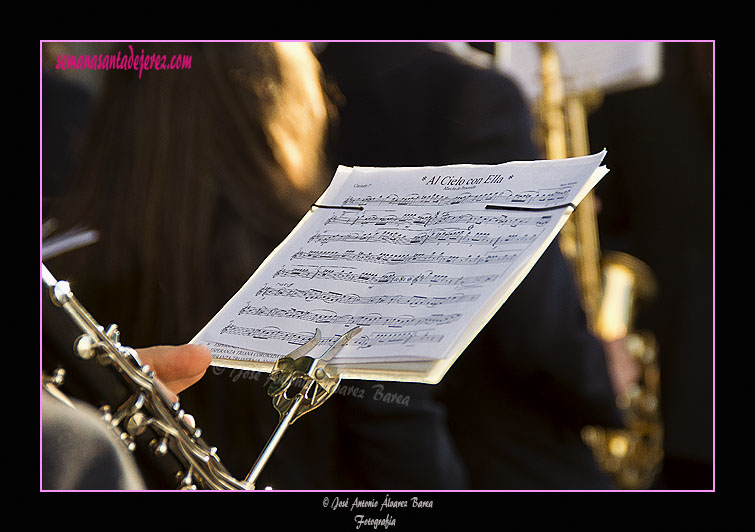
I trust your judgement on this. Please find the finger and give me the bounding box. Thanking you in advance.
[137,344,212,394]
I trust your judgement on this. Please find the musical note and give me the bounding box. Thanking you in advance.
[352,329,443,348]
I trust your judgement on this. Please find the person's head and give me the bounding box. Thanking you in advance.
[48,42,334,343]
[65,42,331,216]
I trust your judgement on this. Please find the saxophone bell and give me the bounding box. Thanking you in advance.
[597,250,657,343]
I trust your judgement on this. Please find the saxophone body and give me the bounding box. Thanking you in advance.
[535,42,664,489]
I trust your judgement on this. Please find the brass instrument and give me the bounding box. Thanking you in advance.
[535,42,663,489]
[585,252,663,489]
[42,263,354,490]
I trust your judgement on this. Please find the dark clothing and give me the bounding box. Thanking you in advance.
[318,43,622,489]
[42,391,146,491]
[42,70,93,217]
[319,43,535,168]
[441,244,622,489]
[41,72,142,491]
[587,42,714,489]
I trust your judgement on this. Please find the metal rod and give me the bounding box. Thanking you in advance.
[243,393,305,487]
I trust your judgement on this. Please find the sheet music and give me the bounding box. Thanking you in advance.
[192,152,608,380]
[495,42,663,102]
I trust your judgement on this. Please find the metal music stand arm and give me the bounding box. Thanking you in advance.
[243,327,361,488]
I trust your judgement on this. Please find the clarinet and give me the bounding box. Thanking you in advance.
[41,264,252,490]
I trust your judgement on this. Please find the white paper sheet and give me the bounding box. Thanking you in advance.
[192,152,608,377]
[495,42,663,102]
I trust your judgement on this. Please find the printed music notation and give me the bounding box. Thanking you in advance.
[254,285,480,307]
[272,265,499,288]
[238,304,463,328]
[220,323,444,349]
[340,186,573,208]
[289,249,519,266]
[307,228,541,248]
[192,152,609,381]
[324,210,553,228]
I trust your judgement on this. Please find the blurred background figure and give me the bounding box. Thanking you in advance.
[47,42,332,346]
[587,42,714,489]
[495,40,713,490]
[43,42,336,488]
[42,67,93,220]
[317,42,624,490]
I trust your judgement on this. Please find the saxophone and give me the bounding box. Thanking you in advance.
[535,42,663,489]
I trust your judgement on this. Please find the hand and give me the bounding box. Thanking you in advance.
[136,344,212,397]
[602,337,642,399]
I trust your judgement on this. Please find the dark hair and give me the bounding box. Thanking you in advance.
[48,42,333,345]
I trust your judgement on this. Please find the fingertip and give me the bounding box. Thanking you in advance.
[186,343,213,371]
